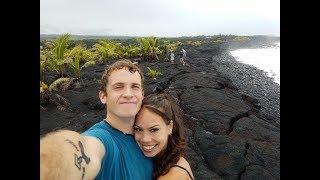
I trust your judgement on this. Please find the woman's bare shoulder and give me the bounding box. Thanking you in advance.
[177,157,193,177]
[177,157,190,167]
[170,157,194,179]
[158,157,194,180]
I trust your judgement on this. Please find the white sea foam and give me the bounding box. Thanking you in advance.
[230,42,280,84]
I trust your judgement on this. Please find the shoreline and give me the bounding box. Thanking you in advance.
[211,51,280,126]
[230,41,280,84]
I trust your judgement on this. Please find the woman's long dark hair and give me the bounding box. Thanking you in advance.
[137,93,186,179]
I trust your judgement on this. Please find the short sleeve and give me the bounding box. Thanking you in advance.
[82,127,116,160]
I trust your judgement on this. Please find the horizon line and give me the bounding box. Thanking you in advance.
[40,33,280,38]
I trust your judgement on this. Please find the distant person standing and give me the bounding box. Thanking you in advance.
[180,49,187,66]
[170,52,175,64]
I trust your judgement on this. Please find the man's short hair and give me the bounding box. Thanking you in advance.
[100,59,144,93]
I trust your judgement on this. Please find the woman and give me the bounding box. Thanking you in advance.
[134,93,194,180]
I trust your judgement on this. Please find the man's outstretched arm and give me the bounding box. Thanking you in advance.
[40,130,105,180]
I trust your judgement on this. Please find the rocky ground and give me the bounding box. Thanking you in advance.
[40,39,280,179]
[211,52,280,126]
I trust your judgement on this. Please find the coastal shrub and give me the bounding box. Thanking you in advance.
[42,34,71,77]
[137,37,162,61]
[233,36,250,41]
[126,46,141,58]
[93,40,120,62]
[66,44,84,78]
[118,45,140,58]
[52,34,71,77]
[40,50,51,81]
[66,44,95,79]
[159,40,179,61]
[146,67,162,79]
[159,40,170,61]
[192,41,202,46]
[185,40,202,46]
[82,50,98,62]
[68,43,97,63]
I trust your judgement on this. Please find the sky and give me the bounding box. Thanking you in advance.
[40,0,280,37]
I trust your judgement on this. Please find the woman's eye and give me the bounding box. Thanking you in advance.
[134,127,141,132]
[150,128,159,133]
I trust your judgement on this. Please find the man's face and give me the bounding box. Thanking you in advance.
[100,68,143,119]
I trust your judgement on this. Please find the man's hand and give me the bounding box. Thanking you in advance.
[40,130,105,180]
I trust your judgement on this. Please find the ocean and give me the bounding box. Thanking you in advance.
[230,42,280,84]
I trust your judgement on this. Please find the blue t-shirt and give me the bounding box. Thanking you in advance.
[82,120,153,180]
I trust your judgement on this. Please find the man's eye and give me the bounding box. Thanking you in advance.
[150,128,159,133]
[134,127,141,132]
[132,85,141,89]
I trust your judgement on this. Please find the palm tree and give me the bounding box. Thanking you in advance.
[137,37,162,61]
[66,45,82,79]
[137,37,151,60]
[160,40,170,60]
[67,43,96,80]
[117,45,140,59]
[47,34,71,77]
[149,37,160,61]
[167,42,179,52]
[40,50,49,82]
[93,40,120,62]
[159,40,179,61]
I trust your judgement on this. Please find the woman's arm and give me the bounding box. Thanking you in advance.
[40,130,105,180]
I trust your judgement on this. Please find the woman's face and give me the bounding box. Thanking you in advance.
[134,108,173,157]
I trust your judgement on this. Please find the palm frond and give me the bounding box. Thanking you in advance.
[49,77,71,92]
[81,61,95,69]
[40,81,49,94]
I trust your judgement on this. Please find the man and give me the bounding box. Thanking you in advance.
[40,60,153,180]
[170,51,175,64]
[180,48,187,66]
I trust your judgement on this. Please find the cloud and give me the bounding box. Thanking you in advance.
[40,24,112,35]
[40,0,280,36]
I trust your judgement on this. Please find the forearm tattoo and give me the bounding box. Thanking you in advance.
[65,139,91,179]
[65,139,79,151]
